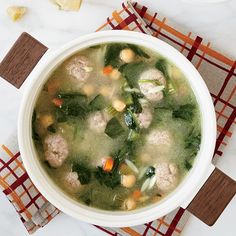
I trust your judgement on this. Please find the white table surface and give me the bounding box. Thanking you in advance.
[0,0,235,235]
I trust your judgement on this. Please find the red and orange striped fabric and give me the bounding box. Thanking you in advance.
[0,1,235,235]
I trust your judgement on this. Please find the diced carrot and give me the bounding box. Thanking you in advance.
[47,79,61,96]
[103,65,113,75]
[103,157,114,172]
[132,190,141,200]
[52,98,63,107]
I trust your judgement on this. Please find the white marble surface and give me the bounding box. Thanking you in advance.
[0,0,235,235]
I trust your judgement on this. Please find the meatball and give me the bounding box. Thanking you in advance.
[136,107,153,129]
[155,162,178,192]
[122,197,136,211]
[138,68,166,102]
[44,134,69,168]
[146,129,172,147]
[65,55,92,82]
[64,171,81,193]
[88,111,109,133]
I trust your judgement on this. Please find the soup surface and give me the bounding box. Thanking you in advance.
[32,43,201,211]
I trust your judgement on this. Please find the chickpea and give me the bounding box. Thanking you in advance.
[110,69,121,80]
[82,84,95,96]
[121,174,136,188]
[112,99,126,112]
[123,197,136,211]
[99,86,111,97]
[40,114,54,128]
[120,48,135,63]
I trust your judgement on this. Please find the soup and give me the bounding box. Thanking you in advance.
[32,43,201,211]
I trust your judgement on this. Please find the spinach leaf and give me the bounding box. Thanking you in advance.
[114,140,136,162]
[72,162,92,185]
[58,92,87,101]
[89,95,106,111]
[94,166,120,189]
[56,92,89,122]
[145,166,156,178]
[32,110,40,141]
[128,93,143,113]
[119,62,147,88]
[47,124,56,133]
[173,104,195,121]
[185,131,201,154]
[105,117,125,138]
[127,44,150,59]
[104,44,125,68]
[124,109,139,130]
[184,160,192,171]
[155,58,170,81]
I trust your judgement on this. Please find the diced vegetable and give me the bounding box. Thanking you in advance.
[124,159,139,174]
[103,65,113,75]
[112,99,126,112]
[132,190,142,199]
[173,104,195,121]
[105,105,118,116]
[52,98,63,107]
[104,117,125,138]
[103,157,114,172]
[110,69,121,80]
[72,162,92,185]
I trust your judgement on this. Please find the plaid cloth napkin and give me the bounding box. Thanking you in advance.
[0,1,235,235]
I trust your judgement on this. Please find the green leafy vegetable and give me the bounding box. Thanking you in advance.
[184,160,192,171]
[128,93,143,114]
[89,95,106,111]
[56,92,89,122]
[173,104,195,121]
[32,110,40,141]
[145,166,155,178]
[124,109,139,130]
[47,124,56,133]
[155,58,170,81]
[185,130,201,155]
[105,117,125,138]
[119,62,147,88]
[94,166,120,189]
[127,44,150,59]
[72,162,92,185]
[104,44,125,68]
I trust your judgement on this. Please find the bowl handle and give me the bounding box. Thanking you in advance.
[0,32,48,89]
[186,167,236,226]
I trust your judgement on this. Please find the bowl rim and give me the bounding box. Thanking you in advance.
[18,30,216,227]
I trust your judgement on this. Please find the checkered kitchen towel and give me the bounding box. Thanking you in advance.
[0,1,235,235]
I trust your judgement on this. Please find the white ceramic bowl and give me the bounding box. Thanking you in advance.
[18,30,217,227]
